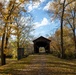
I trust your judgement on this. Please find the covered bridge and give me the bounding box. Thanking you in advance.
[33,36,51,53]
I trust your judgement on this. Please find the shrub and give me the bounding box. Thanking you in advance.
[65,50,75,59]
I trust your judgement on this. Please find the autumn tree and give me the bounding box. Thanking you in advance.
[63,1,76,54]
[50,26,74,59]
[15,13,34,48]
[48,0,76,58]
[0,0,28,65]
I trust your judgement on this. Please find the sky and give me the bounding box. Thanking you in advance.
[26,0,60,38]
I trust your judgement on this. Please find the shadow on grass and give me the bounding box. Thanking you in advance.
[0,55,76,75]
[47,61,76,66]
[0,67,76,75]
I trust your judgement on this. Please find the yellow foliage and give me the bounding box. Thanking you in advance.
[0,27,4,36]
[63,13,70,19]
[19,0,25,3]
[8,24,18,30]
[12,13,19,17]
[0,32,3,36]
[0,0,26,28]
[10,32,18,35]
[4,48,9,55]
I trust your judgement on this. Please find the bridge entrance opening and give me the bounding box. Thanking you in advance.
[39,47,45,54]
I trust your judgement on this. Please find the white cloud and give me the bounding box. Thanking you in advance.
[43,1,51,11]
[33,2,40,9]
[28,4,33,12]
[27,1,40,12]
[34,18,49,28]
[43,1,57,12]
[41,18,49,25]
[27,0,45,12]
[40,0,45,3]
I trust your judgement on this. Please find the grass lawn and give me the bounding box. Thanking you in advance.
[0,54,76,75]
[0,58,17,66]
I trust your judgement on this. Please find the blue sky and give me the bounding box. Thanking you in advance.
[26,0,60,38]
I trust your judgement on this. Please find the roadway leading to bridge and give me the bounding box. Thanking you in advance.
[0,54,76,75]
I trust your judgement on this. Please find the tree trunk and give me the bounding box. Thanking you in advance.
[73,30,76,53]
[1,2,15,65]
[17,31,19,49]
[61,0,66,58]
[73,24,76,54]
[1,33,6,65]
[1,27,9,65]
[73,8,76,54]
[4,36,9,61]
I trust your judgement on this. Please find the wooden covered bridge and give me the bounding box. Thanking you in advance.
[33,36,51,53]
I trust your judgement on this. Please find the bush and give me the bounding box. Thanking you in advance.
[52,51,61,57]
[65,50,75,59]
[6,55,12,58]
